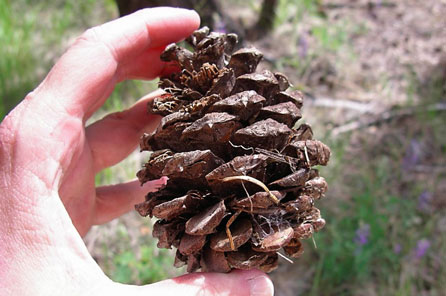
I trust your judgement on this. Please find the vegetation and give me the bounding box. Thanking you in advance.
[2,0,444,295]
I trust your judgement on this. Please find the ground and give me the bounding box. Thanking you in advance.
[2,0,445,295]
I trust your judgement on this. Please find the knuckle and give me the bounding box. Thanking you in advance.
[79,26,102,43]
[0,92,34,142]
[77,26,119,61]
[0,113,18,155]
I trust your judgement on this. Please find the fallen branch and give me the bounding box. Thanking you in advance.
[331,103,446,136]
[304,94,378,114]
[410,165,446,174]
[322,1,397,10]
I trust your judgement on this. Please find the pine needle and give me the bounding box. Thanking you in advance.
[222,175,280,204]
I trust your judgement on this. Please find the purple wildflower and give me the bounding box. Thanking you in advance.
[402,139,422,170]
[354,224,370,246]
[298,35,308,58]
[214,19,227,34]
[393,243,402,254]
[413,239,431,260]
[417,191,433,212]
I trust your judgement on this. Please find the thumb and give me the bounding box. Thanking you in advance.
[107,269,274,296]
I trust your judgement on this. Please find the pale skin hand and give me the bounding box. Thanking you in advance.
[0,7,274,296]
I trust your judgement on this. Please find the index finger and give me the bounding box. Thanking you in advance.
[79,7,200,65]
[33,7,200,121]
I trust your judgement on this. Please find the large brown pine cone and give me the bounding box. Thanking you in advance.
[135,27,331,273]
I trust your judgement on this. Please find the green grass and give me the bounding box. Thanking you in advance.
[270,0,364,92]
[0,0,39,118]
[3,0,446,294]
[311,188,412,294]
[307,167,443,294]
[100,220,180,285]
[305,106,446,295]
[0,0,126,120]
[111,240,176,284]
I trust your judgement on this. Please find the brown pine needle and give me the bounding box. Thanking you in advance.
[222,175,280,204]
[225,210,241,251]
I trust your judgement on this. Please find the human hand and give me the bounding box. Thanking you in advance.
[0,7,274,296]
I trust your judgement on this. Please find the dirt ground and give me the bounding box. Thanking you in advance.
[263,1,446,295]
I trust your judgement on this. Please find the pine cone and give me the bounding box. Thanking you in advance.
[135,27,331,273]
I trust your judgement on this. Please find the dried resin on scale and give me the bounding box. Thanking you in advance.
[136,27,331,273]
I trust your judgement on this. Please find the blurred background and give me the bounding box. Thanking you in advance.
[1,0,445,295]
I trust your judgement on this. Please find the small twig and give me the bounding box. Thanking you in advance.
[410,165,446,174]
[331,103,446,136]
[305,95,377,114]
[322,1,397,10]
[222,176,280,204]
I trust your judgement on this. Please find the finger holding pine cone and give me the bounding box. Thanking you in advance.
[135,26,331,273]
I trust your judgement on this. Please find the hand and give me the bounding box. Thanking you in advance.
[0,7,274,296]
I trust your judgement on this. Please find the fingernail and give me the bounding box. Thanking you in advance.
[248,274,274,296]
